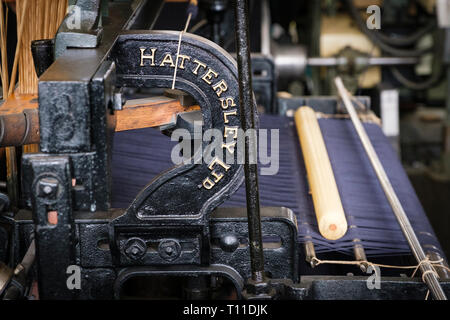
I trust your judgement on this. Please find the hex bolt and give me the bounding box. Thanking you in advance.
[158,239,181,261]
[124,238,147,261]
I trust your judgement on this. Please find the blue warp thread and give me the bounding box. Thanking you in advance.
[111,114,444,259]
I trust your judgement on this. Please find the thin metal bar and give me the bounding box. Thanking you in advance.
[364,56,419,66]
[234,0,265,282]
[335,76,447,300]
[261,0,271,56]
[307,56,419,67]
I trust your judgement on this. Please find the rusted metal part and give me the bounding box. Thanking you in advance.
[0,95,40,147]
[0,110,40,147]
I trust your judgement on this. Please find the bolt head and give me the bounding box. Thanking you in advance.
[124,238,146,261]
[219,234,239,253]
[242,278,276,299]
[37,177,59,199]
[158,239,181,261]
[165,246,173,254]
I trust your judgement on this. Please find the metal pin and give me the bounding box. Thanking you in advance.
[304,238,318,268]
[353,239,368,273]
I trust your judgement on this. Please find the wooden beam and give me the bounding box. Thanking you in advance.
[0,94,200,147]
[115,96,200,132]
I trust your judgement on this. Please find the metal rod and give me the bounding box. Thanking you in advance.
[260,0,271,56]
[353,239,368,272]
[234,0,265,282]
[307,56,419,67]
[335,77,447,300]
[304,238,318,268]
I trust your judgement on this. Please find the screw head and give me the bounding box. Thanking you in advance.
[124,238,146,261]
[43,186,52,194]
[165,246,173,254]
[219,234,239,253]
[158,239,181,261]
[37,177,60,200]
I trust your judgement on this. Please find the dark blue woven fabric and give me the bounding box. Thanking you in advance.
[111,114,444,258]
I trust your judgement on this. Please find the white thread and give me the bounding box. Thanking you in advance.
[421,269,439,283]
[311,256,447,300]
[311,256,448,272]
[172,13,192,90]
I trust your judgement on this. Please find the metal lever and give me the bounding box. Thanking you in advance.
[234,0,265,284]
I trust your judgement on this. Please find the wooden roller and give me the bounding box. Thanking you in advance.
[295,106,348,240]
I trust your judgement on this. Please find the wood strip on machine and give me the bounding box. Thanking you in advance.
[0,94,201,147]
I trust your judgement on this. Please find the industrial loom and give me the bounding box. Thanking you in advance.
[113,112,444,258]
[0,0,449,300]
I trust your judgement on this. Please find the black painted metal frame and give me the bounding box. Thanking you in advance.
[1,0,298,299]
[1,0,449,300]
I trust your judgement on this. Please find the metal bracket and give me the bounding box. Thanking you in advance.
[55,0,103,58]
[109,31,248,266]
[210,207,299,283]
[23,155,76,299]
